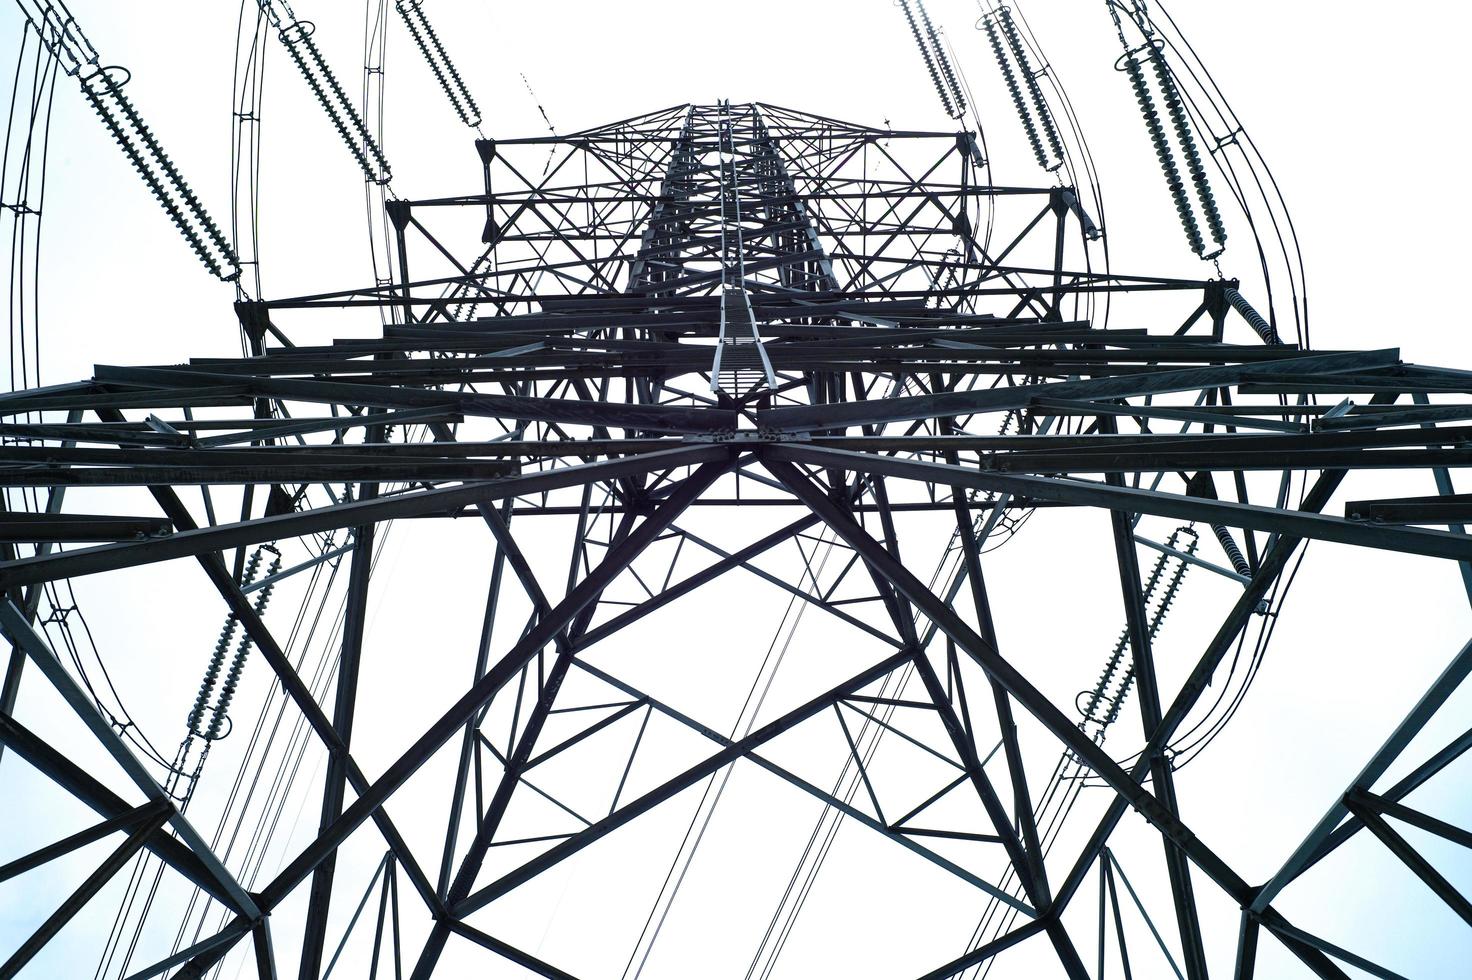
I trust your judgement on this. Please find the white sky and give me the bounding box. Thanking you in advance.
[1,2,1470,979]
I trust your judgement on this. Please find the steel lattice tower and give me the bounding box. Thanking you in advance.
[1,94,1470,980]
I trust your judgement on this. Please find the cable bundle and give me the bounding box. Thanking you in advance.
[276,17,392,183]
[80,69,239,279]
[898,0,967,120]
[396,0,481,128]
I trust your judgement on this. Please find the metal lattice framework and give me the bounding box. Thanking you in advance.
[1,101,1470,980]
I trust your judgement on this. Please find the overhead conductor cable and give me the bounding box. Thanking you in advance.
[520,73,560,174]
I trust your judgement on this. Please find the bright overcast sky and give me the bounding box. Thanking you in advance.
[1,2,1470,979]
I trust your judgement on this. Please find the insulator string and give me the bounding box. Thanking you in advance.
[897,0,957,119]
[78,68,239,279]
[396,0,481,130]
[916,0,968,117]
[1148,43,1225,253]
[1122,49,1203,256]
[268,3,392,184]
[997,7,1062,169]
[981,12,1049,170]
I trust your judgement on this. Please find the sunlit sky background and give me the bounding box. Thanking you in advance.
[1,1,1470,978]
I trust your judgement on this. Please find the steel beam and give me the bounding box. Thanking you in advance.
[0,445,726,587]
[763,444,1472,563]
[169,459,730,976]
[758,349,1400,431]
[763,458,1347,980]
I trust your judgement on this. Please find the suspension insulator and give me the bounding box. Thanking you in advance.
[1147,45,1226,254]
[80,70,240,280]
[1148,528,1196,637]
[1101,537,1194,728]
[941,263,961,299]
[982,15,1049,171]
[204,551,281,741]
[915,0,967,118]
[187,618,237,735]
[1085,526,1196,729]
[998,8,1063,169]
[396,1,481,129]
[927,248,963,308]
[1083,631,1129,725]
[1123,51,1204,256]
[1085,539,1172,725]
[1223,286,1281,345]
[898,0,957,119]
[278,21,392,184]
[1211,523,1252,579]
[187,548,265,735]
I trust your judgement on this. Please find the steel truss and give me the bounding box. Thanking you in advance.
[1,103,1470,979]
